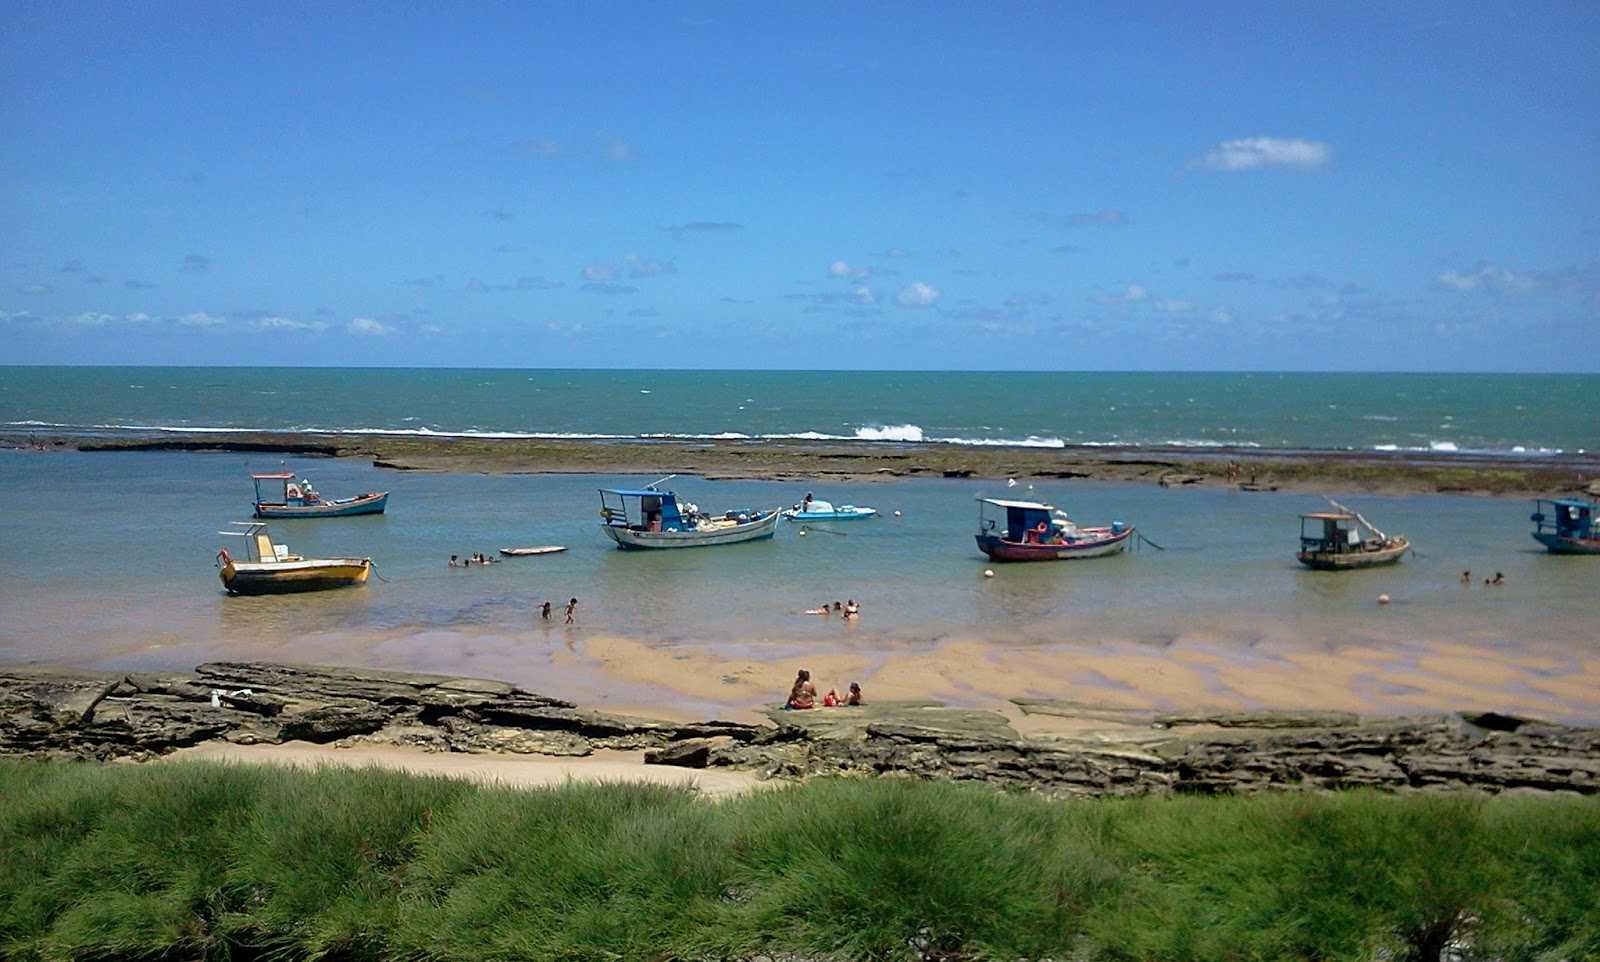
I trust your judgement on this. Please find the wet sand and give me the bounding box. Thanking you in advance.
[166,743,767,797]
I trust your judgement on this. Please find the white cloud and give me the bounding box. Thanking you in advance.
[177,311,225,328]
[1435,264,1537,293]
[1191,137,1331,172]
[1094,284,1148,305]
[829,259,872,279]
[347,317,391,336]
[0,309,35,323]
[582,263,619,282]
[124,312,150,323]
[69,311,115,326]
[254,315,327,332]
[852,285,875,305]
[897,281,941,307]
[1211,308,1236,324]
[1152,298,1195,313]
[625,253,676,278]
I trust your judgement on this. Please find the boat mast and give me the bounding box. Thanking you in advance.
[1323,496,1389,541]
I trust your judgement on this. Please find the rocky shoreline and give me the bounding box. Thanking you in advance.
[4,662,1595,796]
[8,428,1600,496]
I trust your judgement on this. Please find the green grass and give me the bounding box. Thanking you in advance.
[1,759,1596,962]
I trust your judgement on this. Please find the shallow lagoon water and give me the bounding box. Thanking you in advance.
[1,450,1595,719]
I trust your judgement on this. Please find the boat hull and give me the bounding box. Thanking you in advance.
[220,558,372,595]
[254,492,388,518]
[783,507,877,522]
[1297,538,1410,570]
[500,546,568,557]
[1533,532,1600,555]
[976,527,1132,561]
[603,510,779,549]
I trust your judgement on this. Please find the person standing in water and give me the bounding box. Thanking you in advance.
[540,601,552,622]
[564,598,578,624]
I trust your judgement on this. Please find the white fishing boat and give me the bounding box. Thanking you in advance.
[599,479,778,550]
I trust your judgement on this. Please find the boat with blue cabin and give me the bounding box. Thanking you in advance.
[599,479,779,549]
[1531,498,1600,554]
[782,493,877,522]
[974,496,1133,561]
[252,472,388,519]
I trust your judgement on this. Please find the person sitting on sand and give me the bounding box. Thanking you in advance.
[822,688,841,707]
[846,682,863,706]
[786,669,817,710]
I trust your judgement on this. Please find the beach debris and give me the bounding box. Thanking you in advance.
[983,569,995,578]
[1378,593,1392,605]
[208,687,255,708]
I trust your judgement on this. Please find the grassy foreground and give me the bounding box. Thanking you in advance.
[1,760,1597,962]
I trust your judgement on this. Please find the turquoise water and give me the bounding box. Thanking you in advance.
[1,449,1595,719]
[3,367,1597,453]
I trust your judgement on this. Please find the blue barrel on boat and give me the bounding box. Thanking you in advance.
[1111,521,1127,534]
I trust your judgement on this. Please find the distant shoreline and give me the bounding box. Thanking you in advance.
[5,428,1598,498]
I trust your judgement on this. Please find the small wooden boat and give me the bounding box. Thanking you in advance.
[1297,499,1409,570]
[599,478,778,550]
[1530,498,1600,554]
[216,522,371,595]
[252,472,388,519]
[782,496,877,522]
[974,497,1133,561]
[500,545,568,557]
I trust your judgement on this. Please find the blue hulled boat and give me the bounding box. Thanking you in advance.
[252,472,389,519]
[1531,498,1600,554]
[599,479,778,549]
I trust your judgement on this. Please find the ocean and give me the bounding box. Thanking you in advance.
[3,367,1596,454]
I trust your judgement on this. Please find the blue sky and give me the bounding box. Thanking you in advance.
[2,2,1597,370]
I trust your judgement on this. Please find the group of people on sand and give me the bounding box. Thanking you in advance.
[785,669,862,709]
[537,598,579,625]
[1461,570,1506,586]
[448,553,499,567]
[806,600,860,618]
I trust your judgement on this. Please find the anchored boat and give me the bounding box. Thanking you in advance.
[974,496,1133,561]
[1297,499,1409,570]
[251,472,388,519]
[216,522,372,595]
[782,494,877,522]
[599,479,778,550]
[1530,498,1600,554]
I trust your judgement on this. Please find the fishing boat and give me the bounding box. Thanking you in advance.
[782,495,877,522]
[974,497,1133,561]
[500,545,568,557]
[1530,498,1600,554]
[1297,498,1410,570]
[215,522,371,595]
[599,478,778,550]
[251,472,388,519]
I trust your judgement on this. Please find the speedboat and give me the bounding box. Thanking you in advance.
[216,522,372,594]
[782,497,877,522]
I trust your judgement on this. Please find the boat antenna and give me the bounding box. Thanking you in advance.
[646,473,677,491]
[1323,495,1389,541]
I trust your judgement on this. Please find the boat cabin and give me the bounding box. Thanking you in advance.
[1299,512,1368,554]
[252,472,323,507]
[600,488,696,533]
[1532,499,1595,540]
[977,497,1059,543]
[218,522,301,563]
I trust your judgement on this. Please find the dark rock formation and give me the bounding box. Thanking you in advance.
[2,663,1596,796]
[0,663,762,762]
